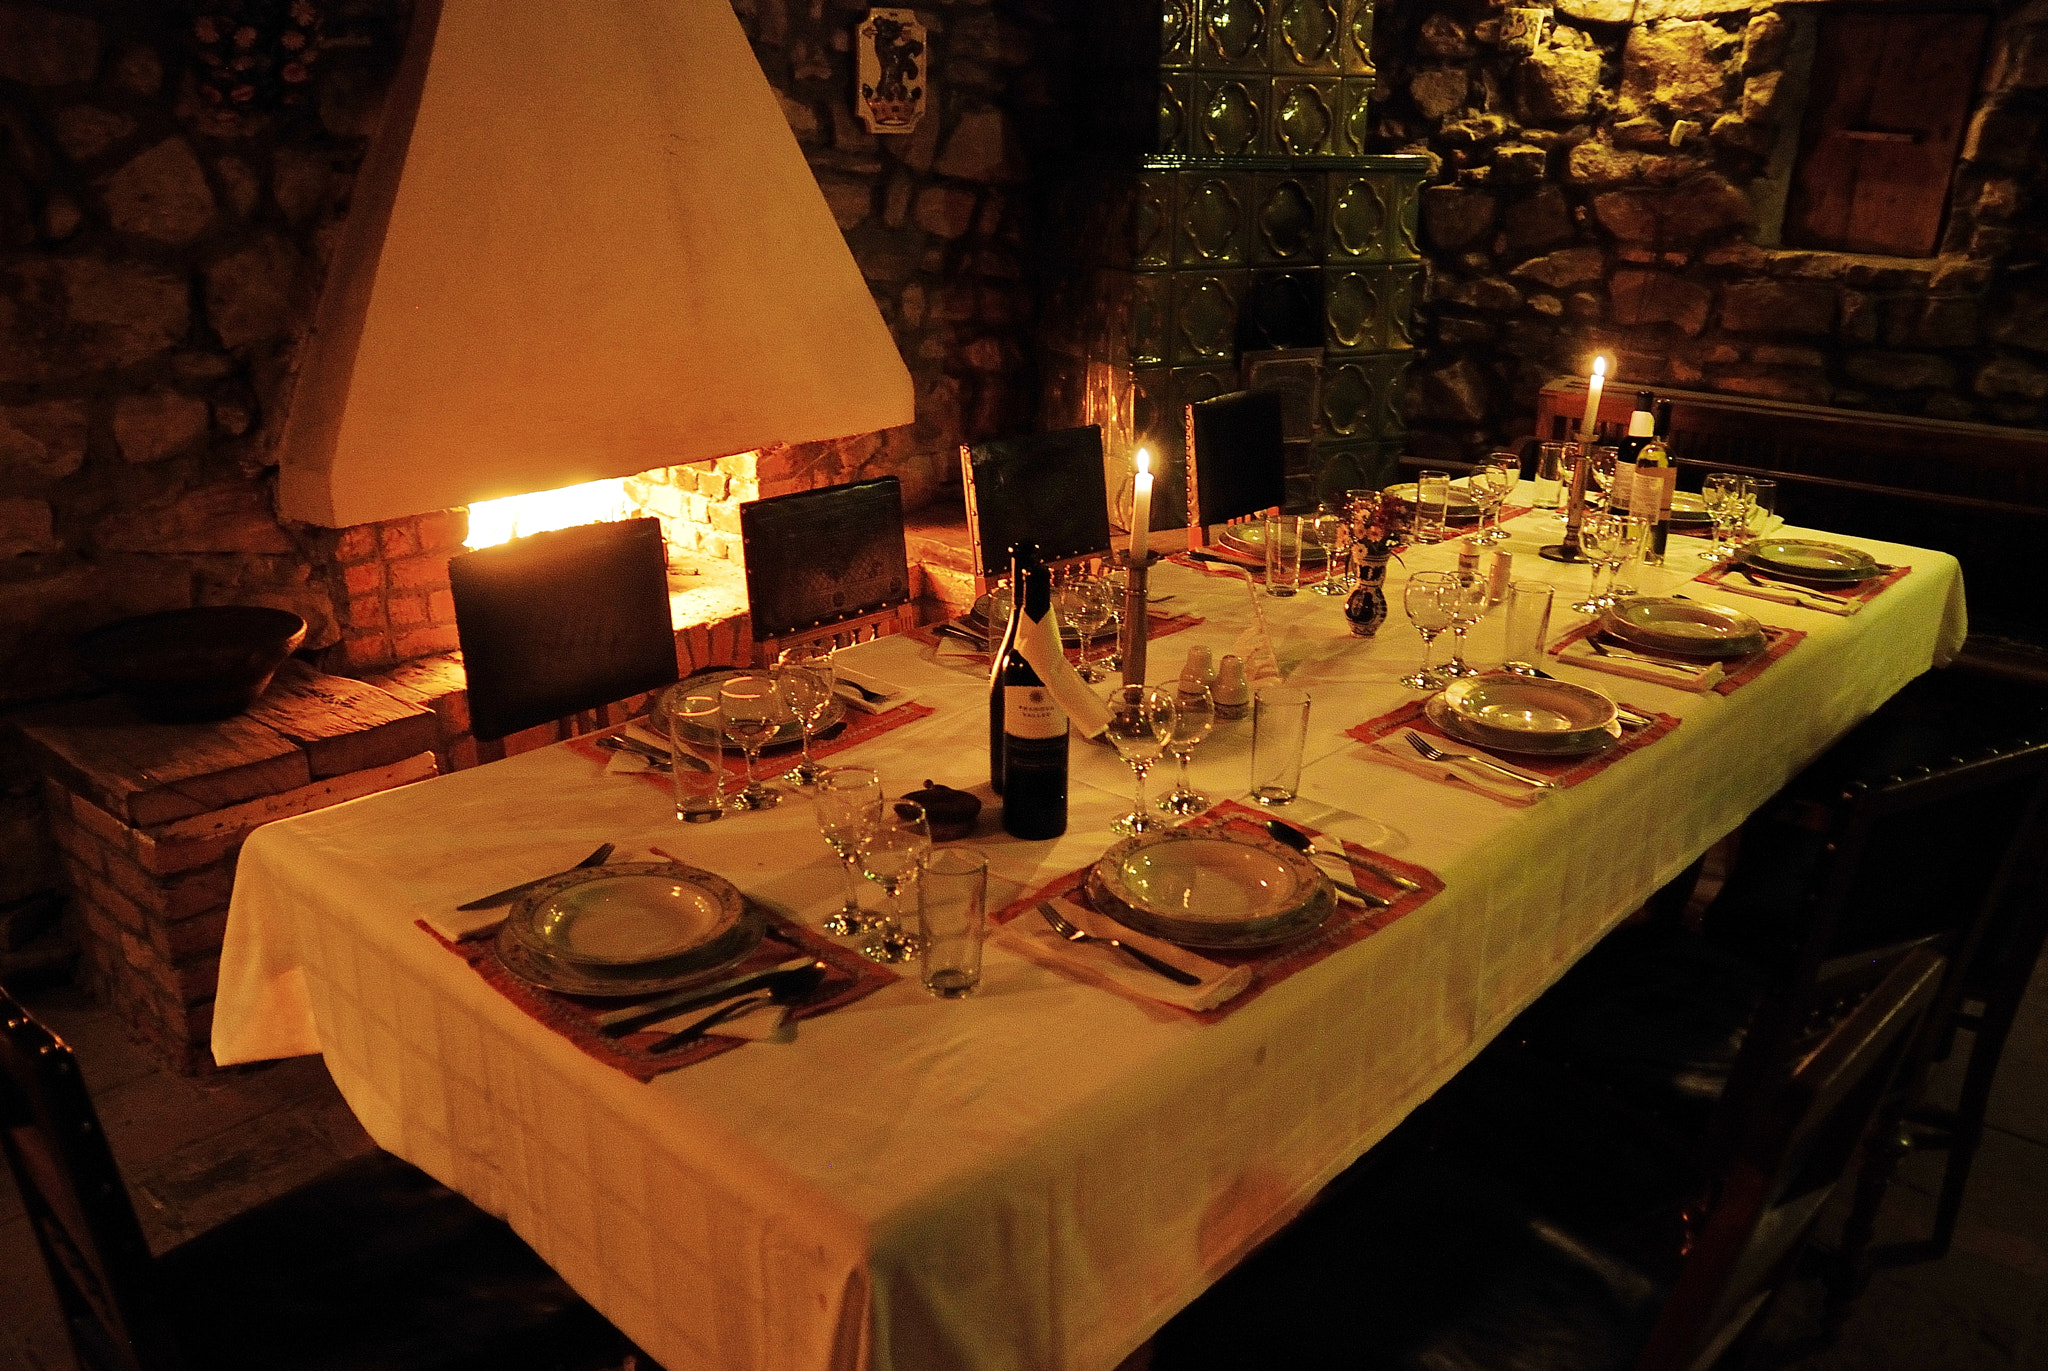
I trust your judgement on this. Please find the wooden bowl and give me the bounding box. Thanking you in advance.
[75,607,308,723]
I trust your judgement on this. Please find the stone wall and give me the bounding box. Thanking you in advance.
[1370,0,2048,461]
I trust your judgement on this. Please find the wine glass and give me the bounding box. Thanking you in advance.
[1440,572,1487,678]
[718,674,783,810]
[774,647,835,785]
[1573,512,1620,613]
[1105,684,1174,835]
[1156,682,1215,814]
[1400,571,1453,690]
[1057,577,1112,682]
[1469,457,1509,545]
[855,798,931,963]
[1583,445,1619,512]
[1487,451,1522,538]
[1099,566,1128,672]
[1698,473,1741,562]
[815,766,882,935]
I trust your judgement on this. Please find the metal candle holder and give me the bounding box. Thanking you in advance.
[1120,551,1152,685]
[1538,440,1593,565]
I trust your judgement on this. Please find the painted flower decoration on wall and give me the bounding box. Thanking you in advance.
[192,0,324,115]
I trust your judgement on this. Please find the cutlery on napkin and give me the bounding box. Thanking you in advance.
[427,842,617,941]
[1007,897,1251,1011]
[1553,635,1724,692]
[1714,572,1858,614]
[1364,736,1545,806]
[834,667,914,713]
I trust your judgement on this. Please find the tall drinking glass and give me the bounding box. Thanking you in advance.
[1400,570,1454,690]
[1250,685,1310,806]
[718,674,783,810]
[1501,580,1554,675]
[1156,682,1215,814]
[1534,442,1568,513]
[1105,684,1174,834]
[774,647,834,786]
[1264,514,1303,596]
[855,798,931,963]
[814,767,883,935]
[918,847,988,998]
[1413,471,1451,544]
[667,689,728,821]
[1744,478,1776,542]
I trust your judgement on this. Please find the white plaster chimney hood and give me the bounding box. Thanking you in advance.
[276,0,913,528]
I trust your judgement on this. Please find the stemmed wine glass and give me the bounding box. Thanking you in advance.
[814,766,882,935]
[774,647,835,785]
[1573,512,1621,613]
[1699,473,1742,563]
[1400,570,1454,690]
[1155,681,1215,814]
[1583,445,1619,512]
[1488,451,1522,537]
[718,674,783,810]
[855,798,930,963]
[1440,573,1487,679]
[1057,577,1112,682]
[1105,684,1175,835]
[1309,503,1351,595]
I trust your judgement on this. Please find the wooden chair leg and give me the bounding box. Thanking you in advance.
[1927,1010,2015,1257]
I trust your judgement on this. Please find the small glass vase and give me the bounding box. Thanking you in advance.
[1344,553,1391,637]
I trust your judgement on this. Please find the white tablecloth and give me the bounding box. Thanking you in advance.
[212,512,1967,1371]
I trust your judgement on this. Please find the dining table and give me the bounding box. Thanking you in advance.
[211,496,1968,1371]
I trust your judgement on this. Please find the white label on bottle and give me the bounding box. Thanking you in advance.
[1005,686,1066,740]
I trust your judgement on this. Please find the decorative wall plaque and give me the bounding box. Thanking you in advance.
[855,8,926,134]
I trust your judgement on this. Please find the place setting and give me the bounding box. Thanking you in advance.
[1693,536,1911,615]
[419,842,895,1081]
[1548,593,1803,695]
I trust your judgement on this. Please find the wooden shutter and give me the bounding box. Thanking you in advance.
[1785,10,1989,258]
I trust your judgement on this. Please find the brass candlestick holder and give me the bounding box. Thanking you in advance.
[1539,440,1593,564]
[1120,551,1152,685]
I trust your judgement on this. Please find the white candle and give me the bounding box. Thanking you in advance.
[1128,448,1152,563]
[1580,356,1607,448]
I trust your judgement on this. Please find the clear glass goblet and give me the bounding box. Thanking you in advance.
[1156,682,1215,813]
[1105,683,1174,835]
[855,798,931,963]
[1487,452,1522,539]
[774,648,835,785]
[1057,578,1112,682]
[815,766,883,936]
[1573,513,1620,613]
[1440,572,1487,678]
[718,674,783,810]
[1400,571,1454,690]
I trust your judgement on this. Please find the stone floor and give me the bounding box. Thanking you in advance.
[4,956,2044,1371]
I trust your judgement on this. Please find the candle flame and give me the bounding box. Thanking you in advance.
[1592,356,1607,377]
[1136,447,1151,476]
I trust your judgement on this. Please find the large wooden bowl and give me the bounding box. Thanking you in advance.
[75,607,308,723]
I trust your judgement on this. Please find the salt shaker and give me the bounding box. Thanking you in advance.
[1181,644,1216,692]
[1212,654,1250,721]
[1488,550,1513,605]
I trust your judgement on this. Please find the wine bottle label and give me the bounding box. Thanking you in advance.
[1005,686,1066,740]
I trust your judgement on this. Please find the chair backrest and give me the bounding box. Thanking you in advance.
[739,477,911,654]
[448,517,679,743]
[1635,945,1946,1371]
[1,987,181,1371]
[1184,390,1286,546]
[960,427,1112,590]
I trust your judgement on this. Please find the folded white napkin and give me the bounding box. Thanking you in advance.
[1365,737,1543,808]
[1552,635,1724,692]
[640,998,794,1043]
[1705,577,1858,615]
[1004,896,1252,1011]
[835,666,915,714]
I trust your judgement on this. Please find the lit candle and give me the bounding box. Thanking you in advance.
[1128,448,1152,563]
[1580,356,1607,448]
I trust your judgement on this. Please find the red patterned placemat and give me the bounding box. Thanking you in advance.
[1695,559,1909,605]
[988,799,1441,1023]
[1346,691,1679,805]
[423,910,894,1082]
[906,612,1204,664]
[1550,620,1804,697]
[569,701,935,791]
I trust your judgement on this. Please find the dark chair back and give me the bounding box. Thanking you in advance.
[1636,946,1946,1369]
[1,987,181,1371]
[739,477,911,649]
[960,427,1112,589]
[448,517,679,743]
[1184,390,1286,541]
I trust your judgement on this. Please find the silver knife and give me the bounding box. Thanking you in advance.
[594,956,816,1036]
[454,842,615,911]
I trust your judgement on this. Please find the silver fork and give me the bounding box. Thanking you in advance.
[1036,902,1200,986]
[1404,732,1556,790]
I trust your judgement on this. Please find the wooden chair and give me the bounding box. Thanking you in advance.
[448,517,679,761]
[739,476,914,663]
[1149,946,1947,1371]
[1183,389,1286,550]
[0,986,647,1371]
[959,426,1113,593]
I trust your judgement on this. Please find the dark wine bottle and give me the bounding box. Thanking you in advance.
[1636,399,1676,563]
[987,542,1034,796]
[999,562,1068,840]
[1617,389,1657,509]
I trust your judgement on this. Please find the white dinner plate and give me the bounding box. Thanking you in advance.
[1217,522,1329,563]
[1381,481,1481,519]
[1600,597,1768,661]
[507,862,745,968]
[1425,694,1620,759]
[1440,675,1616,743]
[1736,538,1884,583]
[1086,827,1332,949]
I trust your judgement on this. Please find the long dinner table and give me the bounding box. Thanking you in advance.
[212,502,1967,1371]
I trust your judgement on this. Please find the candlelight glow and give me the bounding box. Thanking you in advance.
[463,478,636,549]
[1137,447,1150,476]
[1592,356,1607,378]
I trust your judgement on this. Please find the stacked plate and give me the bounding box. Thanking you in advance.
[1086,827,1334,950]
[1598,597,1768,661]
[494,861,764,997]
[1425,675,1620,758]
[1217,521,1329,563]
[649,672,841,751]
[1734,538,1885,586]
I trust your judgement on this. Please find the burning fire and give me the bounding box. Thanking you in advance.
[463,478,636,549]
